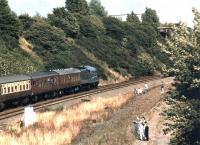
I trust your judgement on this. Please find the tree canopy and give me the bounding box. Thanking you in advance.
[126,11,140,24]
[48,7,80,37]
[19,14,34,31]
[142,8,160,29]
[65,0,89,15]
[0,0,21,46]
[89,0,107,17]
[162,19,200,145]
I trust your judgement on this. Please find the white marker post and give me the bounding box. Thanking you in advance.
[24,106,36,127]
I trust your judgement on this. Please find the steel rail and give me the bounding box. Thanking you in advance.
[0,76,160,121]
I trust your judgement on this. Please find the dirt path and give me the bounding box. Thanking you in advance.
[134,102,171,145]
[72,81,172,145]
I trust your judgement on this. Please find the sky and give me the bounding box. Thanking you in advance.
[7,0,200,27]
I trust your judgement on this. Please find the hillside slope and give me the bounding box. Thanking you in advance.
[0,0,170,82]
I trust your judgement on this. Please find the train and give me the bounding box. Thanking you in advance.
[0,66,99,110]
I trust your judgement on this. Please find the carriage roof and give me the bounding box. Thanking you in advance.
[53,68,80,75]
[29,71,58,79]
[0,74,31,84]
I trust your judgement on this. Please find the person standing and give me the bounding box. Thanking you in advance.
[144,122,149,141]
[144,83,149,94]
[138,119,146,140]
[161,81,164,94]
[133,117,140,139]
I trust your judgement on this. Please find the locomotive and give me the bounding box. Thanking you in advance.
[0,66,99,110]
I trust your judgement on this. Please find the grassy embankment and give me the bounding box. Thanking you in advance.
[0,93,133,145]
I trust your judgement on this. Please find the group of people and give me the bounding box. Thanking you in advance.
[133,117,149,141]
[133,83,149,95]
[131,81,165,141]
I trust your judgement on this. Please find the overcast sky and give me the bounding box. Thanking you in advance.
[7,0,200,27]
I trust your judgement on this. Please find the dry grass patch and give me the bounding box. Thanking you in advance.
[0,93,133,145]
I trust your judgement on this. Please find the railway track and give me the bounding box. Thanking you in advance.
[0,76,160,123]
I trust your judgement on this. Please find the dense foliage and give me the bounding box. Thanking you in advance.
[162,12,200,144]
[0,0,42,76]
[65,0,89,15]
[126,11,140,24]
[0,0,21,47]
[24,17,91,70]
[48,7,79,38]
[142,8,160,29]
[89,0,107,17]
[0,0,169,80]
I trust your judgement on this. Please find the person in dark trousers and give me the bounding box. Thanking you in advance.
[144,122,149,141]
[160,81,164,94]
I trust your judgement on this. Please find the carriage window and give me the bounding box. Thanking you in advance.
[63,76,65,83]
[54,78,57,83]
[26,84,29,89]
[23,85,25,90]
[33,81,36,86]
[15,86,17,91]
[39,83,42,88]
[20,85,22,91]
[4,88,6,94]
[8,87,10,93]
[11,87,14,92]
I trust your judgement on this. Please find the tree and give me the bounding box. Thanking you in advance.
[126,11,140,24]
[24,19,68,69]
[65,0,89,15]
[162,20,200,145]
[19,14,35,31]
[89,0,107,17]
[193,7,200,45]
[77,15,105,38]
[142,8,159,29]
[0,0,21,46]
[102,17,125,40]
[48,7,79,37]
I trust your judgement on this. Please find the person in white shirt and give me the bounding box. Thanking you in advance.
[138,119,145,140]
[133,117,140,139]
[144,83,149,94]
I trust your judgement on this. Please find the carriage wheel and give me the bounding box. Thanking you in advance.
[0,103,5,111]
[32,96,38,103]
[21,97,30,106]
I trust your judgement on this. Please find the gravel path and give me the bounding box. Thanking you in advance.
[72,78,173,145]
